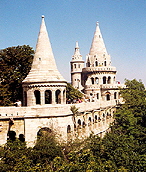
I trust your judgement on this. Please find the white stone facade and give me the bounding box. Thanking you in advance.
[0,16,124,147]
[71,22,122,104]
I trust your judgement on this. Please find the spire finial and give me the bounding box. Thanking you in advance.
[96,21,99,26]
[76,41,79,48]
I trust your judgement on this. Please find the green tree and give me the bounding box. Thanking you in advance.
[31,133,63,167]
[100,79,146,171]
[0,45,34,106]
[0,139,32,172]
[66,83,83,102]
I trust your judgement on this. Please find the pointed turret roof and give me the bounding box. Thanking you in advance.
[23,16,66,83]
[71,42,83,61]
[89,22,107,56]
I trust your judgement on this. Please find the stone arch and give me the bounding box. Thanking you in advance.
[8,130,16,141]
[103,76,106,84]
[19,134,25,142]
[34,90,41,104]
[55,89,61,104]
[107,76,111,84]
[45,90,52,104]
[37,127,52,138]
[106,92,111,101]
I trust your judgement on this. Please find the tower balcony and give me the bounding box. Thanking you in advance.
[100,83,125,90]
[84,85,101,90]
[82,66,116,73]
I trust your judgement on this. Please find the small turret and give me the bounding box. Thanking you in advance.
[70,42,84,90]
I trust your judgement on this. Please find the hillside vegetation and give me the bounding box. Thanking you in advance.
[0,79,146,171]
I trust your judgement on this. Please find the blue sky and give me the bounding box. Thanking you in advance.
[0,0,146,86]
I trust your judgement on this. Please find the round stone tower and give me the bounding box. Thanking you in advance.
[70,42,84,91]
[22,16,67,106]
[82,22,117,102]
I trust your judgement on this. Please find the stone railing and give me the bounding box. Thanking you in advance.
[82,66,116,72]
[100,83,125,89]
[0,100,117,119]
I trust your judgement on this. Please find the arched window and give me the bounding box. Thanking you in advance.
[78,64,80,68]
[113,76,116,83]
[106,94,110,101]
[78,119,81,125]
[71,64,73,70]
[34,90,40,104]
[89,117,92,123]
[103,76,106,84]
[91,77,94,84]
[95,115,97,123]
[45,90,52,104]
[104,61,106,66]
[114,92,117,99]
[74,64,76,68]
[55,90,61,104]
[95,77,99,84]
[97,93,99,99]
[78,119,81,129]
[24,91,27,106]
[67,125,71,133]
[95,61,98,66]
[107,76,111,84]
[87,62,90,67]
[82,121,86,128]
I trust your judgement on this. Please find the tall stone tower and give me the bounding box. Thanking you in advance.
[82,22,118,103]
[70,42,84,91]
[22,16,67,106]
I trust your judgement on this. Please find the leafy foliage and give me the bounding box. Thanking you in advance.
[0,45,34,106]
[66,83,83,101]
[0,79,146,171]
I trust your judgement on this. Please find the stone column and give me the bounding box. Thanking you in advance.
[63,89,66,104]
[60,90,64,104]
[52,89,56,105]
[27,89,35,106]
[40,90,45,105]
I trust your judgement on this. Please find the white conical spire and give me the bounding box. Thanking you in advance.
[89,22,107,56]
[23,16,65,83]
[86,22,111,67]
[72,41,83,61]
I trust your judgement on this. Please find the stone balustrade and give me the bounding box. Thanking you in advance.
[82,66,116,72]
[0,101,116,119]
